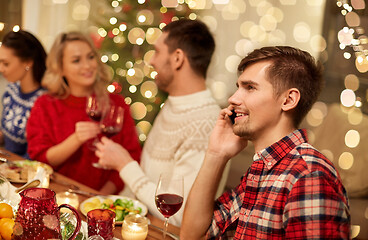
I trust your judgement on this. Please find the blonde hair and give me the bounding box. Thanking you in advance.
[42,32,110,103]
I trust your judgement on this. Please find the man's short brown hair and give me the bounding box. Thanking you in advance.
[238,46,323,127]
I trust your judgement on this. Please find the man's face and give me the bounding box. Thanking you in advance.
[228,61,284,141]
[149,32,174,92]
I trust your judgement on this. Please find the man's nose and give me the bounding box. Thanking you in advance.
[228,91,240,105]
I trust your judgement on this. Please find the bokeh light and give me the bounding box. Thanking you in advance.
[225,55,242,73]
[348,108,363,125]
[345,130,360,148]
[340,89,356,107]
[146,28,161,44]
[140,81,158,98]
[338,152,354,170]
[293,22,311,42]
[130,102,147,120]
[128,27,145,45]
[344,74,360,91]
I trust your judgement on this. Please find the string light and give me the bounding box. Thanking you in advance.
[336,0,368,73]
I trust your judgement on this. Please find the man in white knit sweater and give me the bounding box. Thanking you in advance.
[95,19,220,226]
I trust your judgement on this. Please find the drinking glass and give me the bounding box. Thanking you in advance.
[86,94,104,122]
[87,209,115,240]
[86,94,105,150]
[92,104,124,169]
[0,174,10,201]
[155,173,183,239]
[99,105,124,138]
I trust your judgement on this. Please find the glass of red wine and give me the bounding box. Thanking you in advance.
[86,94,104,122]
[86,94,105,150]
[92,104,124,169]
[155,173,184,239]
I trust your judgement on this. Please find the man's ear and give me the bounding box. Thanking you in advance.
[172,49,185,70]
[281,88,300,111]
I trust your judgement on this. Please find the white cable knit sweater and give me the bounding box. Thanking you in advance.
[119,89,220,226]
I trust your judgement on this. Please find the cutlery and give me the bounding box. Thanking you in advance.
[148,221,180,240]
[0,150,11,157]
[68,189,99,197]
[15,179,41,193]
[0,157,16,167]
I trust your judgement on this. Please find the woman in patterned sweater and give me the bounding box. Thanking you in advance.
[0,30,47,158]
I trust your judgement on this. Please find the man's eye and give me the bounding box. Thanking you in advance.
[72,59,80,63]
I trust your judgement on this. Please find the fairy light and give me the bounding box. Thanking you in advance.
[337,0,368,72]
[13,25,20,32]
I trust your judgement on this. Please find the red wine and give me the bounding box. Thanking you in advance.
[101,126,120,138]
[155,193,183,218]
[87,110,102,122]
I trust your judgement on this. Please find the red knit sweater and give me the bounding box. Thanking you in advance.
[26,93,141,193]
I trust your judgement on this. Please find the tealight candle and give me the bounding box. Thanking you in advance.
[55,191,80,210]
[121,214,148,240]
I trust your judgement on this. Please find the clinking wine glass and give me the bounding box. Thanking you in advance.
[155,173,183,239]
[86,94,105,150]
[92,104,124,169]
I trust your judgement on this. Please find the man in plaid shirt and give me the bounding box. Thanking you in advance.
[181,46,350,239]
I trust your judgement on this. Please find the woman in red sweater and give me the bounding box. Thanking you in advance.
[26,32,141,194]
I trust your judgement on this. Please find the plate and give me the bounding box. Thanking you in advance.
[0,160,53,183]
[80,195,148,225]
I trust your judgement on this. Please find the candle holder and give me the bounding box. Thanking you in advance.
[121,214,148,240]
[56,191,80,210]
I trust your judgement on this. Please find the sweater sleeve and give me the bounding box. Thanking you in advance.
[120,135,206,227]
[26,96,54,164]
[109,94,142,192]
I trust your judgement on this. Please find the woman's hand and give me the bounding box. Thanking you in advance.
[74,121,100,143]
[95,137,133,171]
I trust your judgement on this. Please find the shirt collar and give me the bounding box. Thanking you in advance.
[253,129,308,170]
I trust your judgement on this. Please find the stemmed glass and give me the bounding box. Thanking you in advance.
[86,94,104,122]
[92,104,124,169]
[155,173,183,239]
[86,94,105,150]
[99,105,124,138]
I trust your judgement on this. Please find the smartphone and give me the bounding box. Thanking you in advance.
[229,109,236,124]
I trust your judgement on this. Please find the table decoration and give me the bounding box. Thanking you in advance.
[56,191,80,210]
[121,214,148,240]
[87,209,115,240]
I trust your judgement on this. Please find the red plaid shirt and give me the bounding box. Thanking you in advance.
[207,129,350,240]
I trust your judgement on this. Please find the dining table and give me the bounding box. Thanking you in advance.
[0,147,180,240]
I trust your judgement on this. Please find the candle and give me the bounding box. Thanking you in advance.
[56,191,80,210]
[121,214,148,240]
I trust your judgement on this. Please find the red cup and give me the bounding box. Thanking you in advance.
[87,209,115,240]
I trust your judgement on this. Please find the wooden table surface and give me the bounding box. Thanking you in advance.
[0,148,180,240]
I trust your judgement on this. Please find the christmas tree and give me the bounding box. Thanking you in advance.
[89,0,196,143]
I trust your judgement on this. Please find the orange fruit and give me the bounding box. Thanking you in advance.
[0,218,14,240]
[0,203,13,219]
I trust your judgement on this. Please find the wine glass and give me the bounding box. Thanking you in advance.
[155,173,183,239]
[99,105,124,138]
[86,94,104,122]
[86,94,105,150]
[92,104,124,169]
